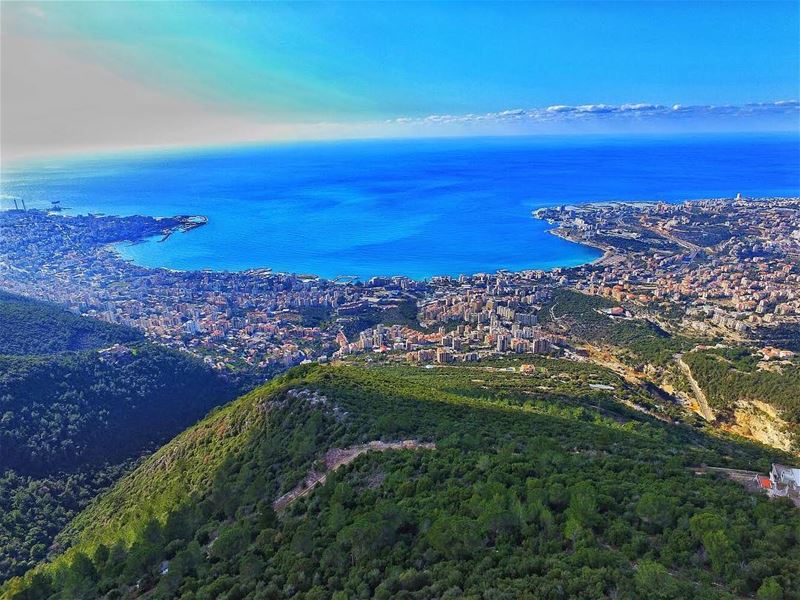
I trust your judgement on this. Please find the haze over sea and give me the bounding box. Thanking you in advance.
[2,134,799,280]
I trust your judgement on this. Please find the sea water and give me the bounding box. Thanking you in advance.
[2,133,798,279]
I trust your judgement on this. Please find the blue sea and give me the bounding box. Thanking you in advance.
[2,134,798,280]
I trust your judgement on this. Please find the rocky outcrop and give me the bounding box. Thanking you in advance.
[273,440,436,511]
[725,400,795,453]
[675,358,795,453]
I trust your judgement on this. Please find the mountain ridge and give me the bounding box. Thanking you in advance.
[5,362,799,599]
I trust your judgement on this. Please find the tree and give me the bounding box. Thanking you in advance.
[689,511,725,540]
[636,492,673,531]
[564,481,599,541]
[634,561,680,599]
[61,552,98,599]
[91,544,109,569]
[210,523,250,561]
[427,516,482,560]
[702,530,737,575]
[757,577,784,600]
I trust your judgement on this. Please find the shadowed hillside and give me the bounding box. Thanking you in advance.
[0,292,242,582]
[0,291,141,356]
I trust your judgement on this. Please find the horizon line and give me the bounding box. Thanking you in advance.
[4,125,799,169]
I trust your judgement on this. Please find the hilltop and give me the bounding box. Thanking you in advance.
[5,360,799,599]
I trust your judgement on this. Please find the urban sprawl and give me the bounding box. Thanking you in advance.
[1,196,798,376]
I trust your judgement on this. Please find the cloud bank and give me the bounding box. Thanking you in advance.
[387,101,800,127]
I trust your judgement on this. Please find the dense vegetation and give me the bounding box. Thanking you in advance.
[540,289,694,366]
[6,362,798,600]
[339,299,424,338]
[751,322,800,352]
[0,347,239,475]
[683,347,800,422]
[0,291,141,356]
[0,292,242,583]
[0,462,137,581]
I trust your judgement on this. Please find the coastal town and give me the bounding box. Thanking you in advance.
[0,196,798,378]
[5,2,800,596]
[538,195,800,347]
[0,210,423,373]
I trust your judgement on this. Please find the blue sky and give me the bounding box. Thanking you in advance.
[2,1,798,158]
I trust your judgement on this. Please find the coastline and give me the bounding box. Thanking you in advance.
[6,194,792,286]
[22,195,721,284]
[110,207,606,282]
[532,194,799,273]
[115,195,777,282]
[544,225,616,267]
[110,207,609,282]
[3,133,798,281]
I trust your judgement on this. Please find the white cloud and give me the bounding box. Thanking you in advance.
[388,101,799,127]
[3,19,796,164]
[23,5,46,19]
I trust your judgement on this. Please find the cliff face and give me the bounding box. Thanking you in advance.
[724,400,795,453]
[672,359,795,454]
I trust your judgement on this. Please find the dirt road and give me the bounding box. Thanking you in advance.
[273,440,436,511]
[677,356,715,421]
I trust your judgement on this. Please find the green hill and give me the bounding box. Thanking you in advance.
[0,291,141,356]
[0,291,242,476]
[539,289,694,367]
[0,293,242,582]
[0,346,239,476]
[682,347,800,422]
[5,361,799,600]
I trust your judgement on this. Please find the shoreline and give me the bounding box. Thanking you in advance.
[544,226,615,267]
[108,202,621,282]
[533,194,799,273]
[116,194,789,281]
[6,194,788,285]
[111,212,606,282]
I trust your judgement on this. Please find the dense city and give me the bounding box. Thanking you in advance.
[1,196,798,375]
[3,197,800,598]
[540,195,800,348]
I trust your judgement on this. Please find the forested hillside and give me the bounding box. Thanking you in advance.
[6,362,798,600]
[682,347,800,420]
[0,292,242,582]
[0,348,238,475]
[681,347,800,451]
[539,289,694,366]
[0,291,141,355]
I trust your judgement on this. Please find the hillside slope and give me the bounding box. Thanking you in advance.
[0,347,239,476]
[0,291,141,356]
[5,361,799,600]
[0,292,242,582]
[539,289,800,453]
[681,347,800,452]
